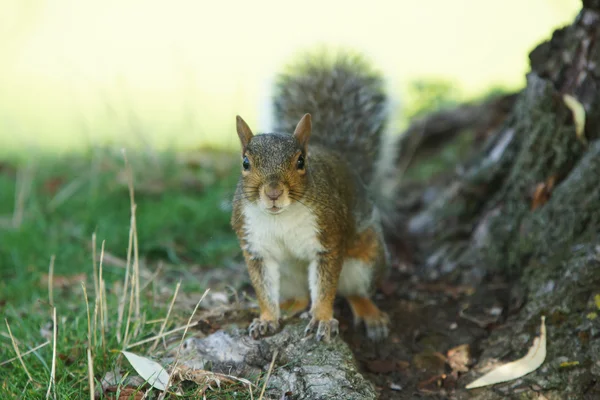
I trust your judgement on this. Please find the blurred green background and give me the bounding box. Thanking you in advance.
[0,0,579,156]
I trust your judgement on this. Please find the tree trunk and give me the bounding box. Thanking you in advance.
[396,2,600,397]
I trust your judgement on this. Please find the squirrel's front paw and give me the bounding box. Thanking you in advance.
[248,318,279,339]
[304,318,339,342]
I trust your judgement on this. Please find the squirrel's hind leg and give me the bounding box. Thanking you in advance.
[345,295,390,341]
[339,227,390,341]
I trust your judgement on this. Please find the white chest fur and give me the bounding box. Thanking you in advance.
[242,202,323,262]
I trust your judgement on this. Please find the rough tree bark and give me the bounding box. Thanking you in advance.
[399,2,600,398]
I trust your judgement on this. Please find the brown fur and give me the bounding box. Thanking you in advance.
[346,228,380,264]
[231,114,390,342]
[280,298,310,315]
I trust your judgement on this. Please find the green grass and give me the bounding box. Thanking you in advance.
[0,147,267,398]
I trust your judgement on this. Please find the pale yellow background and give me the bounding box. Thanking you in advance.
[0,0,580,154]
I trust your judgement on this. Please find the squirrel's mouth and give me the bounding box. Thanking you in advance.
[266,205,284,214]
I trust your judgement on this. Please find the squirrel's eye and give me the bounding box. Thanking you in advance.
[297,155,305,170]
[242,156,250,170]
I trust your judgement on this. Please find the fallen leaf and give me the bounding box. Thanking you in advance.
[365,359,396,374]
[280,391,294,400]
[121,351,170,391]
[447,344,470,377]
[389,383,402,391]
[396,360,410,370]
[563,94,586,144]
[40,273,86,289]
[413,351,447,374]
[594,294,600,310]
[559,361,580,368]
[587,312,598,320]
[417,373,446,392]
[465,316,546,389]
[104,386,145,400]
[531,176,556,211]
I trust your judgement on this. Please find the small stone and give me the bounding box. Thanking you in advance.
[449,322,458,330]
[488,306,503,316]
[389,383,403,391]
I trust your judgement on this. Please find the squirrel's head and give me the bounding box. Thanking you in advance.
[235,114,311,215]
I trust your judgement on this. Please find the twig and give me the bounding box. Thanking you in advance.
[5,319,33,382]
[258,350,278,400]
[150,281,181,352]
[0,341,50,367]
[46,307,57,400]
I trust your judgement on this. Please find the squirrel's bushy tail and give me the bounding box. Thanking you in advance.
[272,49,399,224]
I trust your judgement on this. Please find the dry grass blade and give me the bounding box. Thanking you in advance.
[149,281,181,352]
[139,262,163,293]
[87,348,95,400]
[91,233,100,348]
[117,205,135,344]
[258,350,278,400]
[5,319,33,382]
[0,341,50,367]
[123,244,138,348]
[82,283,92,348]
[12,163,33,228]
[92,301,99,350]
[126,322,200,349]
[122,149,141,321]
[158,289,210,400]
[46,307,57,400]
[48,255,56,306]
[99,240,107,351]
[92,233,99,299]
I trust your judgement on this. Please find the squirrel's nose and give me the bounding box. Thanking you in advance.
[265,183,283,201]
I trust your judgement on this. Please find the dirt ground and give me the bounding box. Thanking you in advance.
[337,249,513,399]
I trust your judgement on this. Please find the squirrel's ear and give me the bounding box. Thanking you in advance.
[236,115,254,152]
[293,113,312,149]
